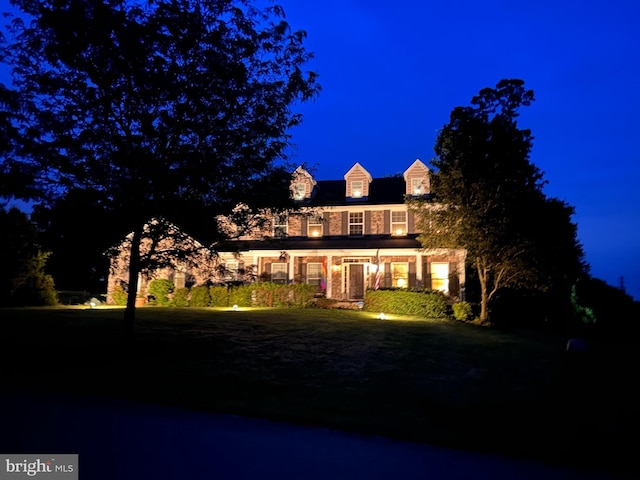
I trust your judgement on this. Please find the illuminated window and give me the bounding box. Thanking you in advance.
[391,211,407,236]
[308,216,323,237]
[271,263,287,284]
[307,263,323,289]
[294,182,306,200]
[431,262,449,293]
[411,178,425,196]
[273,214,287,238]
[351,180,363,198]
[391,263,408,288]
[349,212,364,236]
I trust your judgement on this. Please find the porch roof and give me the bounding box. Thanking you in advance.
[216,234,423,252]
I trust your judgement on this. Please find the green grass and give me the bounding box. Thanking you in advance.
[1,306,638,475]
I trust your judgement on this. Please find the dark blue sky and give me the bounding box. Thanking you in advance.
[279,0,640,299]
[1,0,638,299]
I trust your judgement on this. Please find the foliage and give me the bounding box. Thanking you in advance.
[1,0,319,322]
[0,207,57,306]
[189,285,211,307]
[148,279,174,306]
[410,79,587,323]
[291,283,317,308]
[110,284,128,306]
[209,285,229,307]
[172,287,190,307]
[228,284,255,308]
[452,301,473,322]
[364,289,449,319]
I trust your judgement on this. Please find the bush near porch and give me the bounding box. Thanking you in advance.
[364,288,449,319]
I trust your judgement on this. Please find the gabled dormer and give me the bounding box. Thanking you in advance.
[290,166,317,201]
[403,159,430,196]
[344,163,372,201]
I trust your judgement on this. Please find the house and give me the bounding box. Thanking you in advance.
[106,159,466,303]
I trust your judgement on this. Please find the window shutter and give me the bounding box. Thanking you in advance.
[384,262,391,288]
[341,211,348,235]
[301,217,308,237]
[408,211,415,233]
[449,262,460,297]
[383,210,390,234]
[408,262,417,288]
[365,211,371,234]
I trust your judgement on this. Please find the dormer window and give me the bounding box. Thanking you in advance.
[294,182,306,200]
[411,178,425,196]
[351,180,363,198]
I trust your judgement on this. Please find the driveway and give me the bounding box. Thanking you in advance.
[0,392,633,480]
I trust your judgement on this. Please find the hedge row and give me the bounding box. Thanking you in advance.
[112,281,317,308]
[363,289,450,319]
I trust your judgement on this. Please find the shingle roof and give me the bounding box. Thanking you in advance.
[306,176,408,206]
[217,234,422,252]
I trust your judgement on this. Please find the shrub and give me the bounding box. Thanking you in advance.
[111,284,128,306]
[172,287,190,307]
[228,284,254,307]
[209,285,229,307]
[452,301,473,321]
[148,279,174,306]
[190,285,211,307]
[292,283,316,308]
[364,289,449,319]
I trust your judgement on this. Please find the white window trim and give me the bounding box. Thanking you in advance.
[391,262,409,288]
[348,212,364,236]
[391,210,407,236]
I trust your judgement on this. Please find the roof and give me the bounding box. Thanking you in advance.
[306,177,409,206]
[216,234,423,252]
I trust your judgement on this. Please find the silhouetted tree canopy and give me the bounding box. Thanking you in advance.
[410,79,587,324]
[0,0,319,323]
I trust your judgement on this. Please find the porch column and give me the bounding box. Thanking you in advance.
[288,254,295,283]
[326,254,333,298]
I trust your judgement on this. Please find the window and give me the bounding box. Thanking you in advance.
[271,263,287,283]
[293,182,306,200]
[273,214,287,238]
[308,216,323,237]
[391,263,408,288]
[307,263,323,289]
[431,262,449,293]
[224,260,238,281]
[411,178,425,196]
[391,211,407,236]
[349,212,364,236]
[351,180,363,198]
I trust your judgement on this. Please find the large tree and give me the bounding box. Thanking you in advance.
[411,79,587,324]
[1,0,319,325]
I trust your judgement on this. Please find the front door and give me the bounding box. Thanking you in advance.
[348,264,365,299]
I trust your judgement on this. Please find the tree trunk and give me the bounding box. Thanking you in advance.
[123,225,143,334]
[476,258,490,324]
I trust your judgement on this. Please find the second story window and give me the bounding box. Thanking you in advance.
[274,214,287,238]
[349,212,364,236]
[391,211,407,236]
[308,216,323,237]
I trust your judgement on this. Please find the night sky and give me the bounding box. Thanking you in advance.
[1,0,638,299]
[277,0,640,299]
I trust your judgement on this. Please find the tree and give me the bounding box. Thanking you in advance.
[410,79,587,324]
[0,206,57,306]
[1,0,319,326]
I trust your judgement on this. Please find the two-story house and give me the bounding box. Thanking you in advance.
[106,159,466,303]
[214,160,466,301]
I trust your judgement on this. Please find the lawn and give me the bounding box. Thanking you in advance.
[1,306,638,475]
